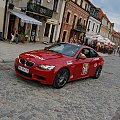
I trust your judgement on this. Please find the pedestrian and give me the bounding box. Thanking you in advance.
[10,32,14,44]
[15,31,19,44]
[31,30,36,42]
[117,46,120,53]
[118,48,120,57]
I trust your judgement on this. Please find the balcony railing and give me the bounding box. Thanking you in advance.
[27,2,53,18]
[76,24,86,32]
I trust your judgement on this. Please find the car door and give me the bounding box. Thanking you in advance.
[89,49,100,76]
[73,48,93,80]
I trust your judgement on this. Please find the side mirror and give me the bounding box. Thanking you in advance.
[79,55,87,59]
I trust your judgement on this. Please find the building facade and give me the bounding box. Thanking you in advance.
[112,30,120,45]
[86,2,101,43]
[43,0,66,43]
[4,0,55,41]
[59,0,89,43]
[3,0,67,43]
[98,9,114,40]
[0,0,5,35]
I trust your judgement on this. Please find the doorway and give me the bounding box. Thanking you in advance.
[31,24,37,42]
[50,25,55,43]
[7,14,16,39]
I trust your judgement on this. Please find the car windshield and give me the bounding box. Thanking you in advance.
[45,43,81,57]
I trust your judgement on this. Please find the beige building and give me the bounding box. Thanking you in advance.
[100,14,114,40]
[0,0,5,34]
[4,0,54,42]
[4,0,66,43]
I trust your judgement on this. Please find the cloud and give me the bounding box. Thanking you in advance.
[90,0,120,32]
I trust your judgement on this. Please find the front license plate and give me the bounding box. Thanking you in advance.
[18,65,29,74]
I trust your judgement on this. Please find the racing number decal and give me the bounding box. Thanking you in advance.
[81,63,89,75]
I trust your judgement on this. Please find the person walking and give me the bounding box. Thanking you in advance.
[30,30,36,42]
[10,32,14,44]
[118,47,120,57]
[117,46,120,53]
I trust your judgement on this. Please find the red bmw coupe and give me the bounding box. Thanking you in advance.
[15,43,104,88]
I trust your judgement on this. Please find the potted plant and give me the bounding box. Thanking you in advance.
[19,33,25,43]
[25,34,29,42]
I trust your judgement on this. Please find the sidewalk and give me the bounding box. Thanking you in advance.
[0,41,108,62]
[0,41,49,62]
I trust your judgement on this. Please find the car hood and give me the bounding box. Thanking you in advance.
[19,49,73,65]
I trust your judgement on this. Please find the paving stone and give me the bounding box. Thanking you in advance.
[0,41,120,119]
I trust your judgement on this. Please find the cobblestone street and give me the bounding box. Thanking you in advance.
[0,54,120,120]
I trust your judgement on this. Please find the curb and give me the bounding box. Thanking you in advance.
[0,58,14,63]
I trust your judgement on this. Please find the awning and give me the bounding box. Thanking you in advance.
[10,11,42,25]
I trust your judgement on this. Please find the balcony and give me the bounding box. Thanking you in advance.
[27,2,53,18]
[76,24,86,32]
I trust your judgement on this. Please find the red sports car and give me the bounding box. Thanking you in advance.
[15,43,104,88]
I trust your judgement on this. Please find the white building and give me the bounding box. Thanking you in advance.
[86,16,101,38]
[85,2,101,44]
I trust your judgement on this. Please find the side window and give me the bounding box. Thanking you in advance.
[90,49,98,58]
[81,48,91,58]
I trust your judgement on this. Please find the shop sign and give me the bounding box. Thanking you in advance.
[47,19,58,25]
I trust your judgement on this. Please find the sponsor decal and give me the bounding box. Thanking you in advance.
[94,63,97,68]
[67,60,73,65]
[25,54,45,60]
[81,63,89,75]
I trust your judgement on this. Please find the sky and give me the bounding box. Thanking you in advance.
[91,0,120,32]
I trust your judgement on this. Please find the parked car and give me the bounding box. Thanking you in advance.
[15,43,104,88]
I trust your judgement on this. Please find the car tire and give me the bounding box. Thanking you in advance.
[93,66,102,79]
[53,68,69,89]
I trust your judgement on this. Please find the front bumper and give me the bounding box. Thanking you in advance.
[15,58,55,85]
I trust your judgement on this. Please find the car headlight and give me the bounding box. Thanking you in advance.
[17,55,20,59]
[38,64,55,70]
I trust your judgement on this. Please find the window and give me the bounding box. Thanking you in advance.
[96,25,98,33]
[85,4,87,11]
[81,48,91,58]
[87,21,91,31]
[66,12,70,23]
[77,17,82,25]
[44,23,50,37]
[90,49,98,58]
[77,18,82,26]
[62,31,67,42]
[72,15,77,28]
[84,20,86,26]
[53,0,59,12]
[92,23,95,31]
